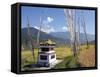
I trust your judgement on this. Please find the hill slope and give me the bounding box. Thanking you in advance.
[50,32,95,43]
[21,27,70,49]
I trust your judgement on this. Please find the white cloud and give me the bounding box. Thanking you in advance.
[34,16,55,34]
[34,26,39,29]
[47,17,54,23]
[34,25,55,34]
[42,16,54,25]
[45,27,55,33]
[62,26,68,31]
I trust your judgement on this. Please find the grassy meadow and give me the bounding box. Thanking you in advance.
[21,44,95,70]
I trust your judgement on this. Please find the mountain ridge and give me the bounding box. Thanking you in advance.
[21,27,95,49]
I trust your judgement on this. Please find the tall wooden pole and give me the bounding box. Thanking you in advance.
[27,16,35,63]
[64,9,77,56]
[36,17,42,64]
[77,17,80,51]
[81,16,89,48]
[37,17,42,47]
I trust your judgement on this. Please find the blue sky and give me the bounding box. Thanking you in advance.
[21,6,95,35]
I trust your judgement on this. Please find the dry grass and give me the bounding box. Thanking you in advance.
[55,46,73,59]
[21,49,38,67]
[78,45,95,67]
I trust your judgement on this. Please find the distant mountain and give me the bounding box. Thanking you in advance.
[88,40,95,44]
[21,27,95,50]
[50,32,70,40]
[50,32,95,43]
[21,27,70,49]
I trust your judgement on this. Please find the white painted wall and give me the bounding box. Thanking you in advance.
[49,54,56,64]
[38,51,56,66]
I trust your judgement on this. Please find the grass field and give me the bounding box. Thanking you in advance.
[21,49,38,68]
[54,45,95,69]
[21,44,95,70]
[78,45,95,67]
